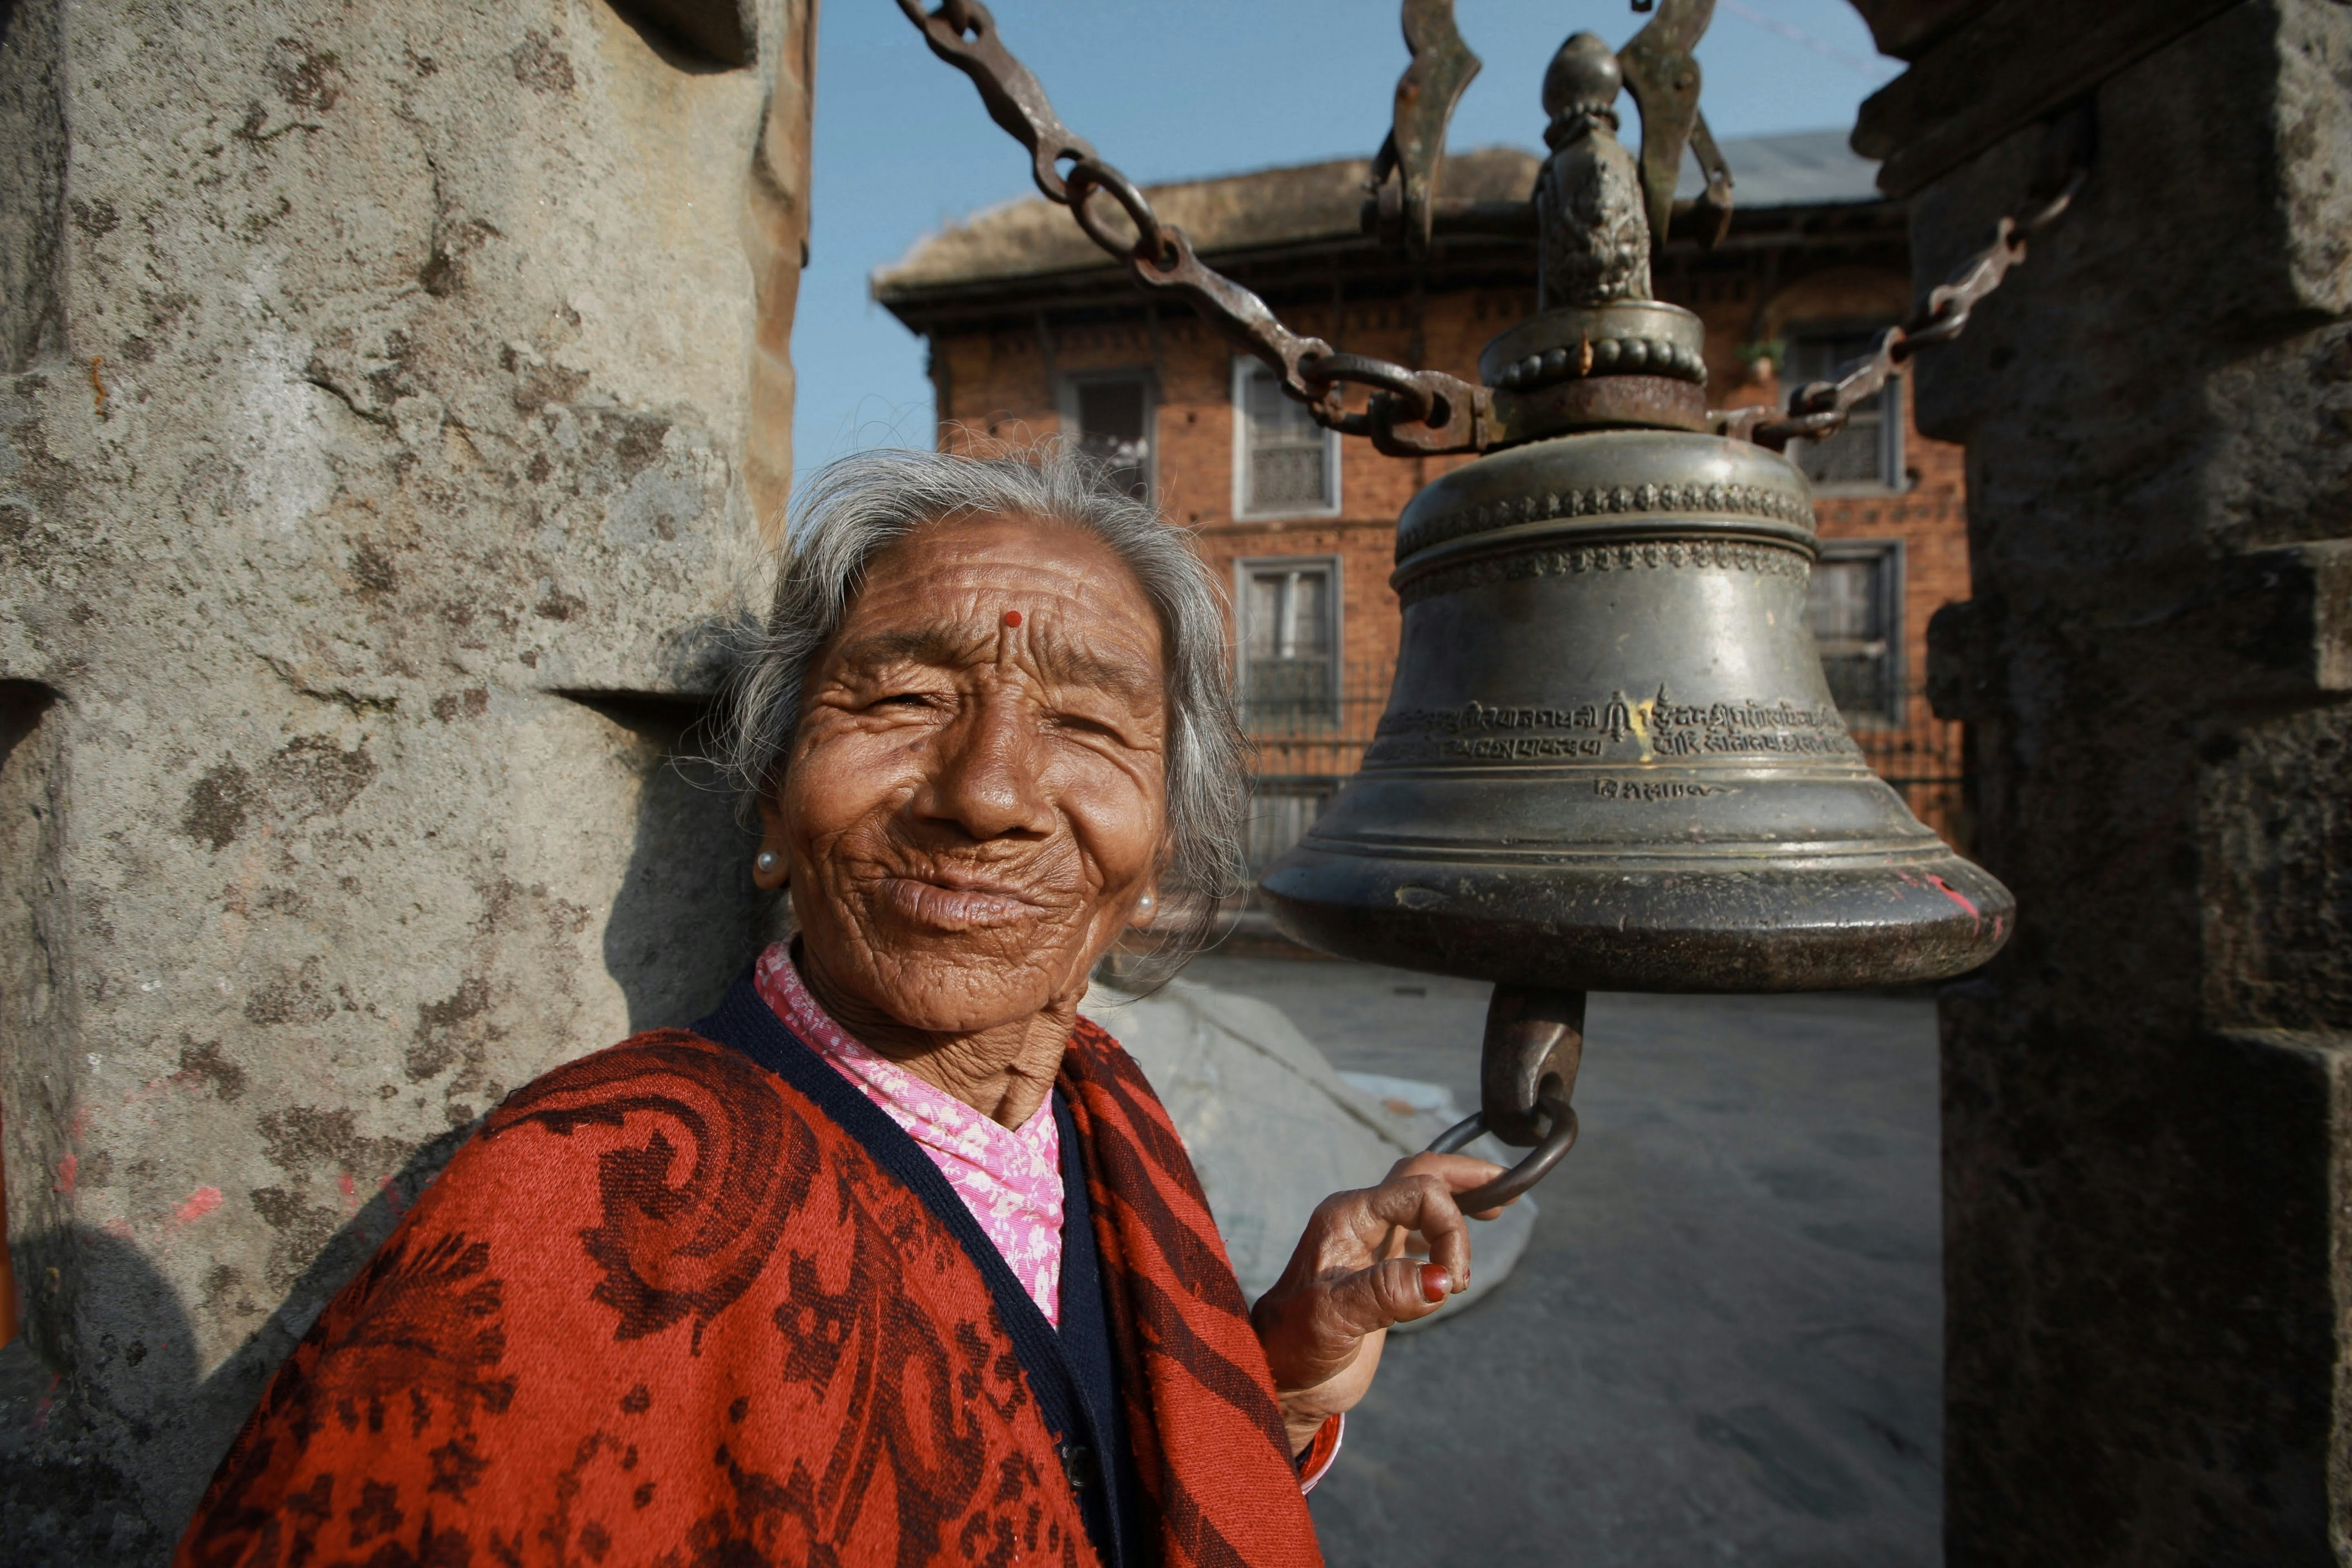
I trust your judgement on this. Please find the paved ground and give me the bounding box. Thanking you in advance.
[1185,955,1943,1568]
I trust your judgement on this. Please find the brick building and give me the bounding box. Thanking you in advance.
[873,131,1970,875]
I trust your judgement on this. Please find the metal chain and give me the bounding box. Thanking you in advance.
[899,0,1489,456]
[1720,166,2087,451]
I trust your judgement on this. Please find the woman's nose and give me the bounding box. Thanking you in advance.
[917,694,1054,841]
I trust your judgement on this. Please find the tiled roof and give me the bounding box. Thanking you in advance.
[873,147,1539,295]
[1677,130,1883,207]
[874,131,1881,298]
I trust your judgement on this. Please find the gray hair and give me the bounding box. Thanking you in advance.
[722,444,1248,983]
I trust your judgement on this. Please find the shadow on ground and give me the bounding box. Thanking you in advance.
[1184,955,1944,1568]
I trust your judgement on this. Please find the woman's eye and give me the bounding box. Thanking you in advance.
[1051,712,1122,741]
[874,692,935,711]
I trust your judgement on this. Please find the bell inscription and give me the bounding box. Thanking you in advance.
[1590,779,1729,802]
[1368,690,1857,767]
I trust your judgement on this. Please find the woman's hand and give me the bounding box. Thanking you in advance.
[1249,1151,1510,1454]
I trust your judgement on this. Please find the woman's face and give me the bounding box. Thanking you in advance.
[762,513,1171,1034]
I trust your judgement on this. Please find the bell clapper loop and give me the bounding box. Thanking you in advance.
[1430,1084,1579,1213]
[1427,984,1588,1211]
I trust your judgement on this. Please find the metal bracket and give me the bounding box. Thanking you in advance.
[1675,111,1735,247]
[1617,0,1725,251]
[1479,985,1585,1147]
[1367,0,1483,259]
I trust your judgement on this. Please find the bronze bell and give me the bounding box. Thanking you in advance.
[1260,30,2013,1203]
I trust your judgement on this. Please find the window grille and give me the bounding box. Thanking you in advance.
[1234,362,1338,517]
[1237,559,1340,728]
[1787,327,1905,491]
[1806,542,1905,726]
[1066,373,1153,500]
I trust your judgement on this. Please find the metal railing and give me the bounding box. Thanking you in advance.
[1240,666,1974,875]
[1240,659,1394,788]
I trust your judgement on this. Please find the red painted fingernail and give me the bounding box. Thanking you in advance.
[1419,1264,1451,1303]
[1003,610,1022,627]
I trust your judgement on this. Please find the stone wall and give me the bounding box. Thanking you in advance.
[1914,2,2352,1560]
[0,0,813,1555]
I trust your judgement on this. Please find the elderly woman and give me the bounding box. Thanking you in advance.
[178,449,1504,1568]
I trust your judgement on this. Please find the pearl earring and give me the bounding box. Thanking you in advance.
[756,849,781,876]
[1137,893,1155,911]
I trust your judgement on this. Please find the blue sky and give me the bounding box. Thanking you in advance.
[790,1,1895,471]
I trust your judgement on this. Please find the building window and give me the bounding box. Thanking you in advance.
[1232,360,1340,518]
[1786,326,1905,491]
[1807,541,1904,726]
[1062,371,1154,500]
[1236,558,1341,728]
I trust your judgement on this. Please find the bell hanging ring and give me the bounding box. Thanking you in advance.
[1432,1087,1577,1213]
[1428,986,1585,1211]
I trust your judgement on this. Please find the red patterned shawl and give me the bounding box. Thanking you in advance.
[176,1013,1324,1568]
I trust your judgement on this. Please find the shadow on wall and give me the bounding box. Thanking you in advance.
[0,692,773,1562]
[579,690,776,1032]
[0,1126,468,1562]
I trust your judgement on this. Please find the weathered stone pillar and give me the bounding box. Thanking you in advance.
[1886,2,2351,1560]
[0,0,814,1555]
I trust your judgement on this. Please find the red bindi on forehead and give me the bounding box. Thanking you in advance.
[1003,610,1022,627]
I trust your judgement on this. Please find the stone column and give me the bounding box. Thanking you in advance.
[1909,2,2352,1560]
[0,0,814,1555]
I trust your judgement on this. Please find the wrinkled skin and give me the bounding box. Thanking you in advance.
[756,512,1504,1451]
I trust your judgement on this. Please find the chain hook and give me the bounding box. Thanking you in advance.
[1423,986,1586,1211]
[1302,353,1439,426]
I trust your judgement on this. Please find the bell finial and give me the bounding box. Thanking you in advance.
[1533,32,1651,307]
[1542,32,1622,146]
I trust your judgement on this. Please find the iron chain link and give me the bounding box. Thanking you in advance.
[1722,167,2087,451]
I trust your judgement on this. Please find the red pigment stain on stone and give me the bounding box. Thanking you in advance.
[1926,873,1980,923]
[1003,610,1022,627]
[54,1153,76,1196]
[174,1186,223,1224]
[381,1174,409,1216]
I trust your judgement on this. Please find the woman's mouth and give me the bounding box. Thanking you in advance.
[876,874,1048,931]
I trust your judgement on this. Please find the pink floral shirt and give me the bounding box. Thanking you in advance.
[754,942,1066,1325]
